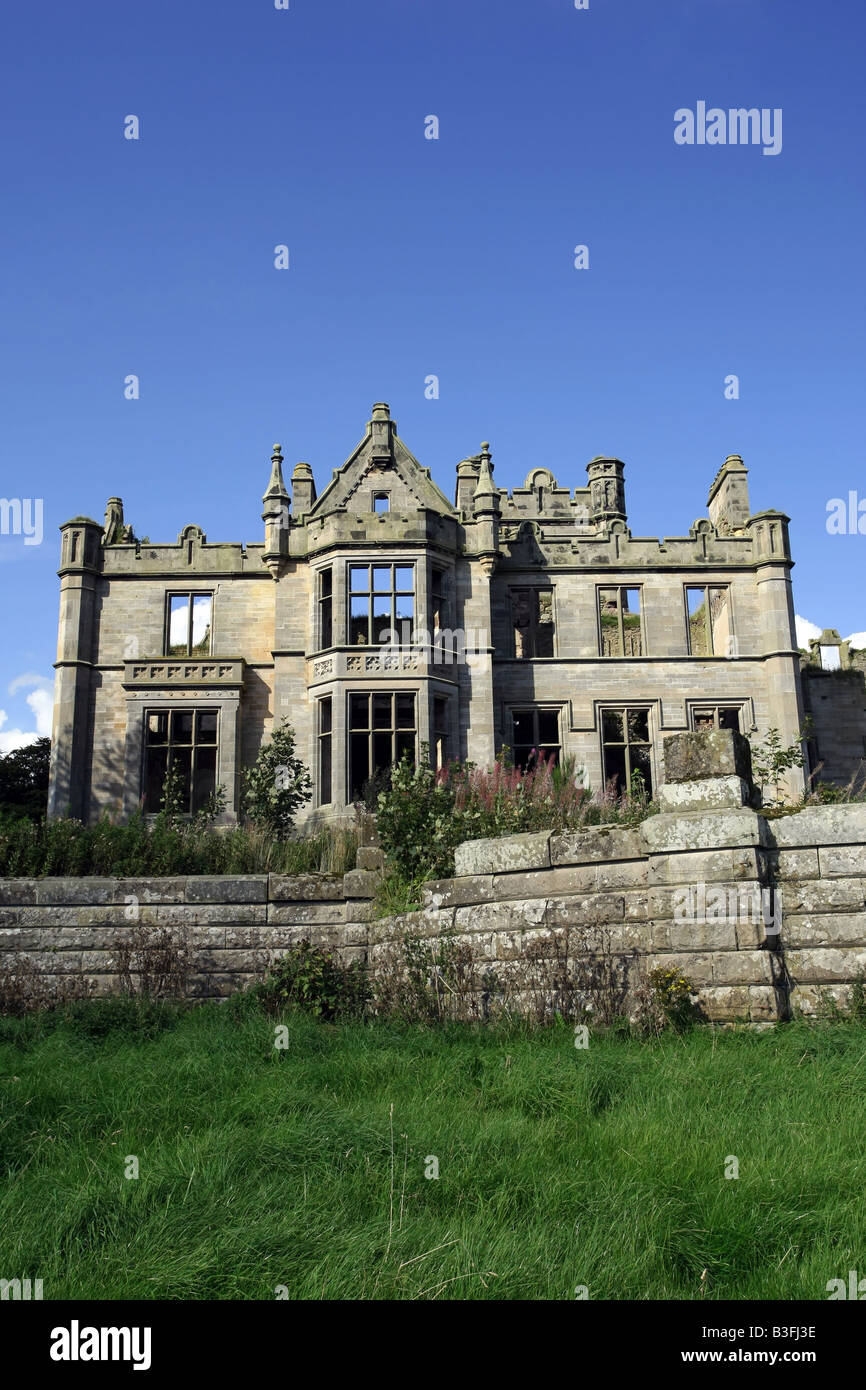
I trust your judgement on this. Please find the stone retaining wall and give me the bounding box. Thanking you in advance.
[0,872,374,1000]
[2,732,865,1024]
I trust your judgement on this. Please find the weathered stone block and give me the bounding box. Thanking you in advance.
[185,876,268,904]
[79,950,118,974]
[623,891,650,923]
[650,951,715,985]
[454,832,551,876]
[708,950,772,986]
[735,919,767,950]
[662,729,754,784]
[267,902,346,926]
[494,865,596,900]
[24,951,83,974]
[225,925,297,949]
[748,986,778,1021]
[668,918,739,952]
[269,874,346,902]
[817,845,866,879]
[650,846,764,886]
[768,803,866,848]
[188,973,239,998]
[0,880,37,906]
[35,878,116,906]
[699,985,751,1021]
[785,947,866,983]
[657,776,751,812]
[642,809,766,855]
[762,848,820,881]
[782,878,866,914]
[781,913,866,949]
[549,826,644,866]
[342,869,381,899]
[356,846,385,871]
[595,859,647,892]
[545,893,626,929]
[111,878,188,904]
[355,810,380,848]
[454,898,547,936]
[421,876,494,909]
[155,904,266,925]
[789,983,851,1015]
[348,901,374,923]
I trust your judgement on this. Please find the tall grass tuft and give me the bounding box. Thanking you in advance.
[0,811,357,879]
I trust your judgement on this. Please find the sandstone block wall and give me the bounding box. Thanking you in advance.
[1,802,865,1024]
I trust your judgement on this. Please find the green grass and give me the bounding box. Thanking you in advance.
[1,1004,864,1300]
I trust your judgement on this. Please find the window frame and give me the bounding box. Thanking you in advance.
[165,591,214,658]
[689,705,743,733]
[507,705,562,771]
[599,704,653,798]
[317,566,333,651]
[597,585,644,658]
[433,693,450,770]
[347,562,415,648]
[684,583,733,657]
[346,690,417,802]
[142,707,220,815]
[509,585,556,659]
[318,695,333,805]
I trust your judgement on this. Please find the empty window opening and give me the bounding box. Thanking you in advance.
[599,588,642,657]
[601,707,652,799]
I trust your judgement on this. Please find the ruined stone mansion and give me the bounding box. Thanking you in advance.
[48,401,821,826]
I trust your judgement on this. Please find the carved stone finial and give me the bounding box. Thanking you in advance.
[102,497,125,546]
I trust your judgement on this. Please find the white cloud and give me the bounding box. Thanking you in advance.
[846,631,866,649]
[0,673,54,754]
[8,671,51,695]
[0,725,43,754]
[26,687,53,736]
[795,615,822,648]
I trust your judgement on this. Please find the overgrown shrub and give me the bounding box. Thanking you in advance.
[748,723,810,806]
[241,720,312,837]
[256,940,370,1021]
[645,966,698,1033]
[372,930,493,1025]
[375,747,654,883]
[112,923,192,999]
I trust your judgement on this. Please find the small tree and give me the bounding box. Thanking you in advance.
[748,722,810,805]
[242,720,311,837]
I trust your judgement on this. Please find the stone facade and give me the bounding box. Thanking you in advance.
[8,734,866,1025]
[800,629,866,790]
[48,403,811,826]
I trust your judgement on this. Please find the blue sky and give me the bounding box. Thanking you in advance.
[1,0,864,747]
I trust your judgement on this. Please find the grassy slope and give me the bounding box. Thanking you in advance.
[0,1007,863,1300]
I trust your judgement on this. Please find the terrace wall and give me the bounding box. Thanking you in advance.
[2,800,865,1024]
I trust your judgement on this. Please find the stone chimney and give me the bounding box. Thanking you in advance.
[369,402,394,465]
[456,456,481,514]
[291,459,316,518]
[708,454,750,534]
